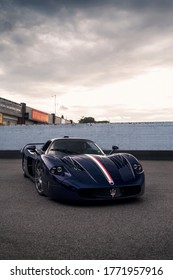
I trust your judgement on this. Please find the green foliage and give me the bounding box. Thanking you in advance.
[79,117,96,123]
[78,117,109,123]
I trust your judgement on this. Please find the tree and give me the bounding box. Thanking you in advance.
[79,117,96,123]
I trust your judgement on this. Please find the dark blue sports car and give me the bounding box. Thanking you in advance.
[21,137,145,201]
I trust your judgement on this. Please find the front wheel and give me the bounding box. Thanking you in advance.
[35,161,45,195]
[22,156,29,178]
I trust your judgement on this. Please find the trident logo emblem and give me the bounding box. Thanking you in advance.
[110,188,117,198]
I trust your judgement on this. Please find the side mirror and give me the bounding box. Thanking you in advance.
[109,145,119,155]
[27,145,37,153]
[112,145,119,150]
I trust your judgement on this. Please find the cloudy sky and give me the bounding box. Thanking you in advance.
[0,0,173,122]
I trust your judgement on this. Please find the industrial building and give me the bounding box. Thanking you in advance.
[0,97,72,125]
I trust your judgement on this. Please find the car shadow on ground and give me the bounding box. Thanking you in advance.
[50,196,144,208]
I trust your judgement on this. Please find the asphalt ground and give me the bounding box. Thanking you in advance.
[0,159,173,260]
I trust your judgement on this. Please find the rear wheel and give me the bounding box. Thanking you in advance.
[35,162,45,195]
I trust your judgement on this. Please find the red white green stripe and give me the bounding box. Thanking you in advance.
[86,154,114,185]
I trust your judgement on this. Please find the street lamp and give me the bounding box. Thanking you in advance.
[52,95,57,116]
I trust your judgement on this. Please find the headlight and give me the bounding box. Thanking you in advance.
[50,166,64,176]
[133,163,143,174]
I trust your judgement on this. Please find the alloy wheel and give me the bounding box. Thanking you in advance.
[35,162,44,195]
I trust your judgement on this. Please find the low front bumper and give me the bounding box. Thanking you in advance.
[47,180,145,201]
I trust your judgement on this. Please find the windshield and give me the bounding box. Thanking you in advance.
[48,139,104,156]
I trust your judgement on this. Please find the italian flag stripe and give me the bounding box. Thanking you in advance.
[86,154,114,185]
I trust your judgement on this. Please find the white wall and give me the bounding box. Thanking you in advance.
[0,122,173,151]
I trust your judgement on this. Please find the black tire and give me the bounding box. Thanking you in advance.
[35,161,45,195]
[22,157,29,178]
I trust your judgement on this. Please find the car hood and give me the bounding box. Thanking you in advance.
[61,154,136,187]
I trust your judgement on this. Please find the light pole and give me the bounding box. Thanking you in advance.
[52,95,57,116]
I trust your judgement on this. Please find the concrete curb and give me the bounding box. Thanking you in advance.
[1,150,173,160]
